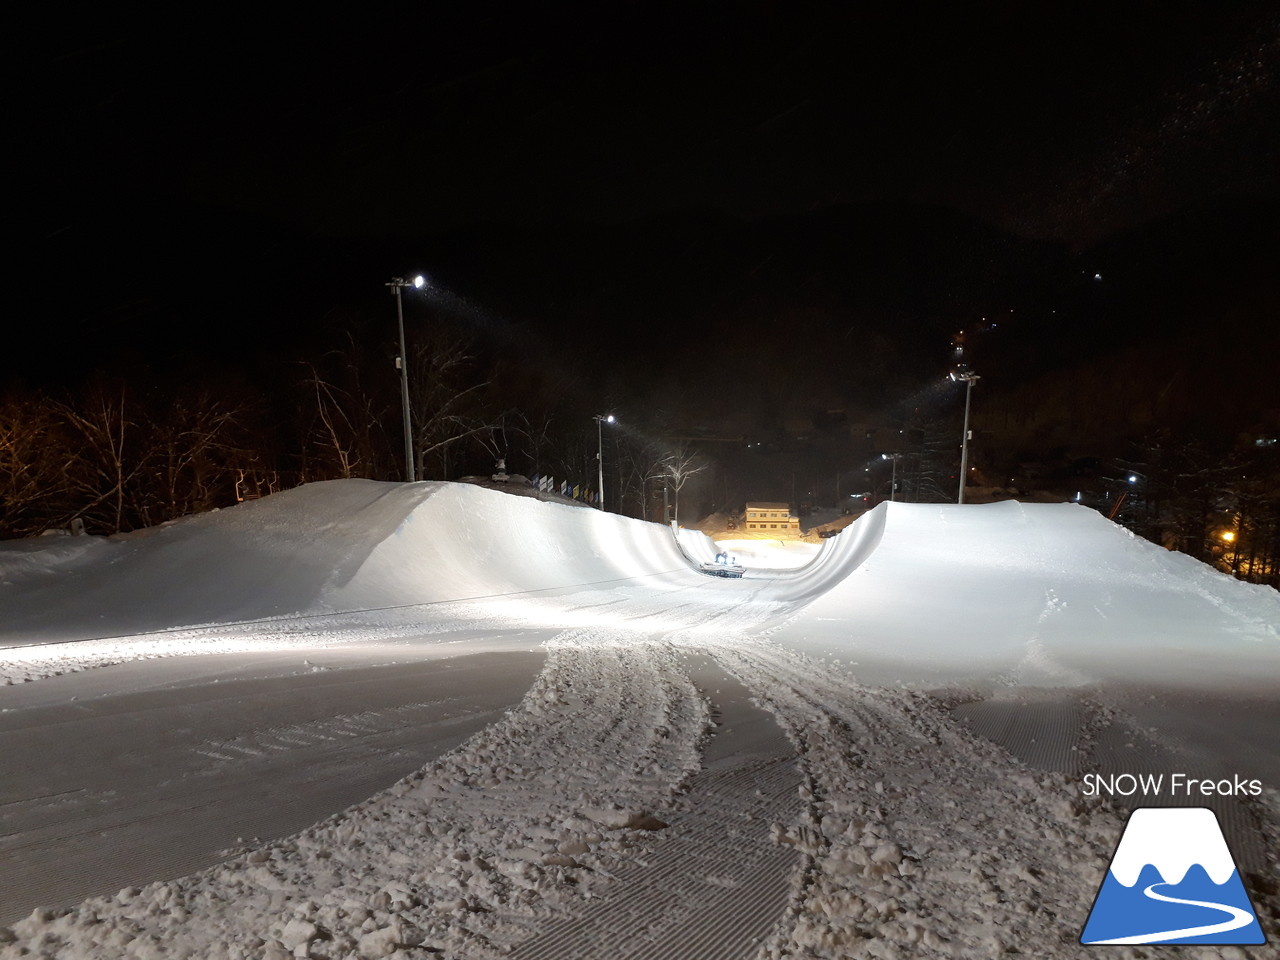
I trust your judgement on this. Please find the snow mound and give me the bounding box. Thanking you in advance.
[4,489,1275,692]
[0,481,716,645]
[785,500,1280,686]
[323,482,712,612]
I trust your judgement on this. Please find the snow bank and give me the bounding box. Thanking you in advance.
[1,482,419,642]
[327,483,707,612]
[783,500,1280,686]
[6,491,1275,693]
[0,481,703,645]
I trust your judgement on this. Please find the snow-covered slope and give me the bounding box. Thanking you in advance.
[3,484,1279,958]
[0,481,713,644]
[782,500,1280,686]
[323,482,711,611]
[5,488,1276,687]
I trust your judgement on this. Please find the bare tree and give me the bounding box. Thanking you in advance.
[408,334,506,480]
[148,390,250,522]
[58,383,149,534]
[0,394,73,537]
[311,371,360,478]
[4,383,259,538]
[297,331,401,482]
[302,359,384,479]
[614,433,669,520]
[516,411,560,481]
[660,443,709,525]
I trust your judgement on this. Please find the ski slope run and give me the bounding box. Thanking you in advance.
[1,480,1277,959]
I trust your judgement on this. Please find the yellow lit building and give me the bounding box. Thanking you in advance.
[744,502,801,533]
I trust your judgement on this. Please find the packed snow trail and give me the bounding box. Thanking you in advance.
[507,659,803,960]
[0,647,546,927]
[692,637,1133,958]
[0,627,721,959]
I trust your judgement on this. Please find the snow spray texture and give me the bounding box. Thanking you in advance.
[1080,807,1265,946]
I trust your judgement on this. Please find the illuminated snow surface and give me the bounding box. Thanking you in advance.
[1,480,1278,958]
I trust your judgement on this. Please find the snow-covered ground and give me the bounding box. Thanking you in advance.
[712,540,822,571]
[1,480,1277,958]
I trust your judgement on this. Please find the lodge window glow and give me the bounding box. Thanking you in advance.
[744,502,801,534]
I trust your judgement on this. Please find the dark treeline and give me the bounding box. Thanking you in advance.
[0,311,713,538]
[1106,434,1280,589]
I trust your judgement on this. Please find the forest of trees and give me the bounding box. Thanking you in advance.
[0,322,714,541]
[1104,434,1280,589]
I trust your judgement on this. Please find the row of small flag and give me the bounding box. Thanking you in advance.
[528,475,597,504]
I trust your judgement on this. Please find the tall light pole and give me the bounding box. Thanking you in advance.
[881,453,902,502]
[386,275,425,482]
[594,414,615,510]
[950,370,980,504]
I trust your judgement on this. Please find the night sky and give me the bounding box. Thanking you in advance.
[12,4,1280,468]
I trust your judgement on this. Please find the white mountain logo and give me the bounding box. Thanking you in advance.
[1081,807,1265,945]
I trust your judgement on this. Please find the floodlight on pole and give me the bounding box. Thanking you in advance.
[594,414,615,510]
[949,369,980,504]
[881,452,903,502]
[386,276,426,483]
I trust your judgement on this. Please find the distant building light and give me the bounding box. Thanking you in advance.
[1256,437,1277,447]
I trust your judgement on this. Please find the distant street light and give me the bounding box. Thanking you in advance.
[950,369,980,504]
[881,453,903,502]
[594,414,616,510]
[386,275,425,482]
